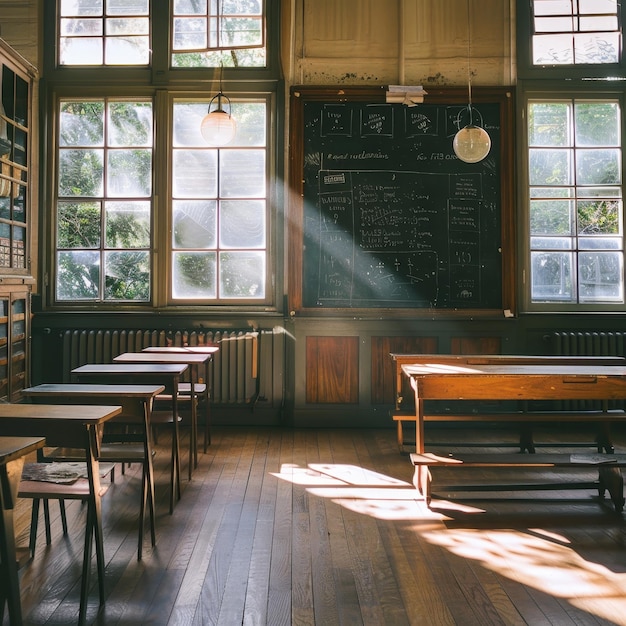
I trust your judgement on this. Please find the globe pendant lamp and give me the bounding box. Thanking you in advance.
[201,64,237,146]
[453,0,490,163]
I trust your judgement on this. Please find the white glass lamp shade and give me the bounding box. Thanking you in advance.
[200,92,237,146]
[200,109,237,146]
[453,124,491,163]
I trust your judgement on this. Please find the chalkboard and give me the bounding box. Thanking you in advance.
[289,86,515,313]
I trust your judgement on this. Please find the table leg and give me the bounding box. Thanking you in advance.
[0,459,24,625]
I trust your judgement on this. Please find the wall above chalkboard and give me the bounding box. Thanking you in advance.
[288,86,515,317]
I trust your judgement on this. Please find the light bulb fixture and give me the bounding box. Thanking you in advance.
[453,0,490,163]
[200,64,237,146]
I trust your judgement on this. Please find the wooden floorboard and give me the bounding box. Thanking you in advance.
[5,424,626,625]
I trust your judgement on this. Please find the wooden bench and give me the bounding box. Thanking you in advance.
[410,451,626,512]
[390,354,626,452]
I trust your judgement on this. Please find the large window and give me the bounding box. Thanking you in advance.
[56,98,153,301]
[46,0,277,308]
[171,99,267,300]
[528,99,623,303]
[519,1,626,310]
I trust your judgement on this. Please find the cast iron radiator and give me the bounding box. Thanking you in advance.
[59,328,284,406]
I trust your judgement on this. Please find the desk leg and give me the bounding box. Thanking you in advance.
[171,391,181,514]
[0,459,24,625]
[411,464,431,504]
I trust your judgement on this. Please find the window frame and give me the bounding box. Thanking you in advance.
[518,83,626,312]
[517,1,626,81]
[41,0,284,312]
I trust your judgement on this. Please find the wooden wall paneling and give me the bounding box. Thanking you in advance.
[306,336,359,404]
[370,336,439,405]
[450,337,502,355]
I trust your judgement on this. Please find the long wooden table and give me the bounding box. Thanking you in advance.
[71,363,187,514]
[22,383,164,560]
[0,404,122,624]
[0,436,45,626]
[401,363,626,507]
[391,354,626,451]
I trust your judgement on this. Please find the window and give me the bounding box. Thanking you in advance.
[519,1,626,310]
[171,99,267,300]
[531,0,620,66]
[528,99,623,303]
[172,0,265,67]
[55,98,153,301]
[46,0,278,308]
[59,0,151,66]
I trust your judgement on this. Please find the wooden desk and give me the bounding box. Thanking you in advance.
[0,436,45,626]
[141,346,218,450]
[114,352,213,472]
[71,363,187,514]
[402,363,626,504]
[0,404,121,624]
[22,383,164,560]
[391,354,626,451]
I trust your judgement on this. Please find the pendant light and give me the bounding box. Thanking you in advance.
[453,0,490,163]
[200,63,237,146]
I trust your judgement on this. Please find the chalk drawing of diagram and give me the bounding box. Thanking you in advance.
[356,251,439,304]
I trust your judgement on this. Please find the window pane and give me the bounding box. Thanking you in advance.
[173,200,217,249]
[58,149,104,196]
[57,250,100,300]
[108,102,152,147]
[219,251,264,298]
[60,101,105,147]
[528,103,570,147]
[531,251,575,301]
[105,201,150,248]
[531,236,573,249]
[529,149,571,185]
[58,201,101,248]
[60,0,103,17]
[173,150,218,197]
[577,199,621,235]
[576,149,621,185]
[219,149,265,197]
[172,251,217,298]
[104,250,150,300]
[105,34,150,65]
[578,252,623,301]
[107,149,152,197]
[530,199,574,235]
[575,103,619,146]
[219,200,265,248]
[106,0,149,16]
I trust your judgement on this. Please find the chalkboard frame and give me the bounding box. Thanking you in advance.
[288,85,516,317]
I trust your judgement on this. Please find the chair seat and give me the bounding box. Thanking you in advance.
[19,477,109,499]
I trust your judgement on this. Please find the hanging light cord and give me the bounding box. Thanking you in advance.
[466,0,474,126]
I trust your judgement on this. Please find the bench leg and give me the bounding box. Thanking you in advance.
[412,464,431,505]
[598,466,624,513]
[397,420,404,452]
[519,425,535,453]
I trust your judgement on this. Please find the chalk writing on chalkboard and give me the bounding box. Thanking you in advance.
[301,99,503,309]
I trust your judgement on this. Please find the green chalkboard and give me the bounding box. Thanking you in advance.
[289,86,515,313]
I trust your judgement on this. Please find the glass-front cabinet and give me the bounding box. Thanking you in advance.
[0,38,36,401]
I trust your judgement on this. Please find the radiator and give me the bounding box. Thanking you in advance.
[552,331,626,357]
[59,328,283,406]
[551,331,626,410]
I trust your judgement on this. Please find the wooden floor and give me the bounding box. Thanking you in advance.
[6,424,626,625]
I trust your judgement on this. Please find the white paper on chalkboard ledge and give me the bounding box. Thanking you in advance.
[386,85,427,106]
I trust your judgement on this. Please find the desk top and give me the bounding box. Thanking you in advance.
[0,403,122,424]
[0,436,45,464]
[73,363,188,376]
[392,353,626,364]
[142,346,219,355]
[114,351,211,364]
[23,383,165,398]
[401,363,626,377]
